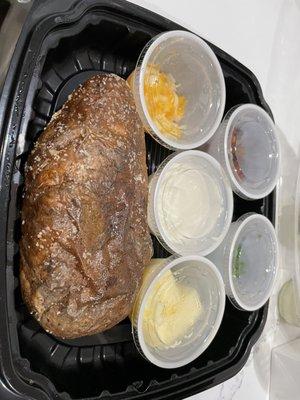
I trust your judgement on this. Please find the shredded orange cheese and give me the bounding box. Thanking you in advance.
[144,64,186,138]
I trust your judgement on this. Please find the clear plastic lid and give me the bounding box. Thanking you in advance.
[270,338,300,400]
[278,161,300,325]
[208,104,280,200]
[147,150,233,256]
[229,214,278,310]
[209,213,278,311]
[131,256,225,369]
[293,162,300,315]
[130,30,226,150]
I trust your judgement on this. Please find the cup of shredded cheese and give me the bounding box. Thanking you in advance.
[131,256,225,368]
[128,30,226,150]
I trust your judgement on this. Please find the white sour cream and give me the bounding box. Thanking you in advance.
[157,162,222,246]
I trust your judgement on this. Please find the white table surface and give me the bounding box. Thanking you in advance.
[128,1,300,399]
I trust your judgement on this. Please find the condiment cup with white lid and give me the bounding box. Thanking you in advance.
[206,103,280,200]
[208,213,279,311]
[131,256,225,368]
[147,150,233,256]
[129,30,226,150]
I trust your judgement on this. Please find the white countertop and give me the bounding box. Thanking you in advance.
[129,1,300,399]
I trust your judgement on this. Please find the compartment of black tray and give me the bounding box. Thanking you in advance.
[0,1,273,400]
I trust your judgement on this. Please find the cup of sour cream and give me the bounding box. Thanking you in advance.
[147,150,233,256]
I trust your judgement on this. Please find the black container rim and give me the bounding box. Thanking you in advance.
[0,1,273,399]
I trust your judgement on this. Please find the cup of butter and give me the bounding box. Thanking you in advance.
[131,255,225,368]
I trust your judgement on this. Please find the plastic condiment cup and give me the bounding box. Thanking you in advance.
[130,30,226,150]
[208,213,279,311]
[131,256,225,369]
[148,150,233,256]
[278,160,300,326]
[207,104,280,200]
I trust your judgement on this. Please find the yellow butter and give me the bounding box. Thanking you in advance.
[143,268,202,348]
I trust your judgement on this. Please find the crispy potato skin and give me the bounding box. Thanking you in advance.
[20,74,152,339]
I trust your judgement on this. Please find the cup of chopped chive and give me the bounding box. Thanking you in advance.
[208,213,278,311]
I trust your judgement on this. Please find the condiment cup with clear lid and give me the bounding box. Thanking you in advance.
[131,256,225,368]
[147,150,233,256]
[129,30,226,150]
[208,213,279,311]
[206,103,280,200]
[278,160,300,326]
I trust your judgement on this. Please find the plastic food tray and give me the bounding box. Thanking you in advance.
[0,1,275,399]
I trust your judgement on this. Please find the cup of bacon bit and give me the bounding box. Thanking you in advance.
[128,30,226,150]
[207,103,280,200]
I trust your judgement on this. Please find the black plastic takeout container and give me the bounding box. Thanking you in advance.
[0,0,275,399]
